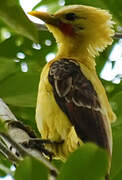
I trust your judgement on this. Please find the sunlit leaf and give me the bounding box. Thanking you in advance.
[32,0,61,13]
[0,0,38,42]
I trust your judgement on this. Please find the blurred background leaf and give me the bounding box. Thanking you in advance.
[32,0,61,13]
[0,0,38,42]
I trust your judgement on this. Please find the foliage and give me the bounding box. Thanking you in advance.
[14,157,48,180]
[0,0,122,179]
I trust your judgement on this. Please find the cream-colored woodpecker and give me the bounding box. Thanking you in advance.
[29,5,116,178]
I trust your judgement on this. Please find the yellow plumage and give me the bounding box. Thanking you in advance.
[29,5,116,163]
[36,61,82,159]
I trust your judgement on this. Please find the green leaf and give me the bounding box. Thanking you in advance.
[111,91,122,126]
[14,157,48,180]
[32,0,61,13]
[0,72,40,107]
[65,0,106,9]
[101,0,122,25]
[109,91,122,179]
[0,120,7,133]
[0,57,19,81]
[58,143,108,180]
[0,31,56,108]
[0,153,12,177]
[110,124,122,179]
[0,0,38,42]
[112,169,122,180]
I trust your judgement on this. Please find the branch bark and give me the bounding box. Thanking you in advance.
[114,32,122,39]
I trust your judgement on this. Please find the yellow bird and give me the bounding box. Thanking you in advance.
[29,4,116,175]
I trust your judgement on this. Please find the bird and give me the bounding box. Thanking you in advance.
[29,5,116,177]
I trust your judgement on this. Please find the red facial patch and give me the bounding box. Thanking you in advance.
[59,22,75,36]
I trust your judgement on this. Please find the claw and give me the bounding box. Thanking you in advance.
[21,139,64,160]
[21,139,54,160]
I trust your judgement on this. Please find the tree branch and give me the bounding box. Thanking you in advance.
[114,32,122,39]
[0,98,59,178]
[35,23,48,31]
[0,141,20,164]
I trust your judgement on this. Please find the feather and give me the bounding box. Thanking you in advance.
[48,58,111,154]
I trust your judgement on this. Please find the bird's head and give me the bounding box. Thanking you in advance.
[29,5,114,66]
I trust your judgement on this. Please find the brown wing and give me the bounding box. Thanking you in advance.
[48,58,110,152]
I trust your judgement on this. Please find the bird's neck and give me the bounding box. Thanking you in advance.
[56,36,96,70]
[47,24,96,69]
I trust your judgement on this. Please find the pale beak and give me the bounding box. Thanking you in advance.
[28,11,58,26]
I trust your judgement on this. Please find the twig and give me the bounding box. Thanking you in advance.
[35,23,48,31]
[0,141,20,164]
[0,133,26,158]
[114,32,122,39]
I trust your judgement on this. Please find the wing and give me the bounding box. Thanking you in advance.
[48,58,111,153]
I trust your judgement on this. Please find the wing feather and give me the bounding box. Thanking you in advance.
[48,58,110,153]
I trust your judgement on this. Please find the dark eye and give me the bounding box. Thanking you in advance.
[65,13,77,21]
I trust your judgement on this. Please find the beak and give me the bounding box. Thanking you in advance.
[28,11,58,26]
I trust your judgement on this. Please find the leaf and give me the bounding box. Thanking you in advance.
[32,0,61,13]
[111,91,122,126]
[0,0,38,42]
[14,157,48,180]
[112,169,122,180]
[0,57,19,81]
[65,0,106,8]
[0,72,40,107]
[109,91,122,179]
[0,31,56,108]
[110,125,122,179]
[101,0,122,25]
[0,153,12,177]
[57,143,108,180]
[0,120,7,133]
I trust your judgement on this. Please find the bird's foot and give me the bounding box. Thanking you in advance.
[5,120,64,161]
[22,139,64,161]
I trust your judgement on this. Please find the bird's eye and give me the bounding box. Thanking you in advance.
[65,13,77,21]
